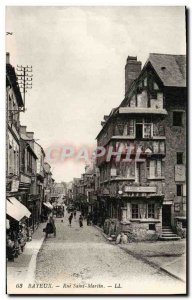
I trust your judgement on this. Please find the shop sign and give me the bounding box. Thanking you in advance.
[11,180,20,192]
[124,186,156,193]
[20,174,31,184]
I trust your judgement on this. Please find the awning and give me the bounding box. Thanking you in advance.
[43,202,53,209]
[7,200,26,221]
[6,219,10,229]
[8,197,31,218]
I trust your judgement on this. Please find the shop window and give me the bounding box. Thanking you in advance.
[173,112,183,126]
[177,152,183,164]
[132,204,139,219]
[177,184,183,196]
[149,224,156,230]
[148,203,155,218]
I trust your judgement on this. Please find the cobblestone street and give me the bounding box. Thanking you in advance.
[35,211,185,294]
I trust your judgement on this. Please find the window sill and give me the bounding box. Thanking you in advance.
[147,177,165,180]
[130,219,160,223]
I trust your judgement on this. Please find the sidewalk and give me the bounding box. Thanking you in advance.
[119,240,186,282]
[7,222,46,293]
[94,225,186,282]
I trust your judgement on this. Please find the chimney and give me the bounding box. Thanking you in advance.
[125,56,142,95]
[6,52,10,64]
[26,132,34,140]
[20,125,27,135]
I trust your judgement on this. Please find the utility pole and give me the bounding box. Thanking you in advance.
[17,65,33,112]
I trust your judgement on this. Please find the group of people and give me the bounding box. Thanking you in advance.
[6,222,31,262]
[68,210,84,227]
[44,208,93,238]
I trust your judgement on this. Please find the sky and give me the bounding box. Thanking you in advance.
[6,6,186,182]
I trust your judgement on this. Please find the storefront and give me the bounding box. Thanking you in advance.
[6,197,31,261]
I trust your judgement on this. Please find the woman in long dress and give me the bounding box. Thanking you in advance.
[79,214,83,227]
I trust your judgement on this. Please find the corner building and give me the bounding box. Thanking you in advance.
[96,54,186,241]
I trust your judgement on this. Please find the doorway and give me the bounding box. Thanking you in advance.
[162,205,172,226]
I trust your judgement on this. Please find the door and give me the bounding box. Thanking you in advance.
[162,205,171,226]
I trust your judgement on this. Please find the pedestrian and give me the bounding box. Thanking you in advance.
[79,214,83,227]
[68,212,73,226]
[73,210,77,219]
[49,216,56,237]
[87,213,91,226]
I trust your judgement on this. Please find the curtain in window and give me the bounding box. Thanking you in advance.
[139,203,147,218]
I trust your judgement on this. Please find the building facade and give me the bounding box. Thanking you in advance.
[96,54,186,241]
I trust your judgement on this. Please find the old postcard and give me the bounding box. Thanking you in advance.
[6,6,187,295]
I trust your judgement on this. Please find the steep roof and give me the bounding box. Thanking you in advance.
[148,53,186,87]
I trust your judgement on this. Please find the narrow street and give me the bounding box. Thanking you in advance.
[35,210,185,294]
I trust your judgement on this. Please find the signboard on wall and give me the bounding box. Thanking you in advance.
[175,165,185,182]
[124,186,156,193]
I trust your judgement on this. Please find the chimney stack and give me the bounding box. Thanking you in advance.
[26,132,34,140]
[125,56,142,95]
[20,125,27,135]
[6,52,10,64]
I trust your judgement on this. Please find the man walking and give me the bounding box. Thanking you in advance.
[79,214,83,228]
[68,212,73,226]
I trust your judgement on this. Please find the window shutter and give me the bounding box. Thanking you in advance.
[150,160,155,177]
[139,203,147,218]
[153,141,159,154]
[183,184,186,197]
[130,161,135,176]
[123,124,127,136]
[127,120,135,136]
[156,160,162,177]
[143,124,151,138]
[159,142,165,154]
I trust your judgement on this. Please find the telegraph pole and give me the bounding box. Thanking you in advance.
[17,65,33,111]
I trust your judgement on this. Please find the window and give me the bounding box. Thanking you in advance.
[153,82,159,90]
[143,124,152,138]
[177,152,183,164]
[173,112,183,126]
[177,184,183,196]
[136,124,143,139]
[132,204,139,218]
[148,204,155,218]
[148,160,162,178]
[149,224,156,230]
[182,220,187,229]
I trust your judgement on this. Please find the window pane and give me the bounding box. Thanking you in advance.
[148,204,155,218]
[177,152,183,164]
[156,160,162,177]
[143,124,151,138]
[132,204,139,218]
[173,112,182,126]
[177,184,182,196]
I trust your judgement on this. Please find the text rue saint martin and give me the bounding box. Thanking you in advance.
[28,283,104,289]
